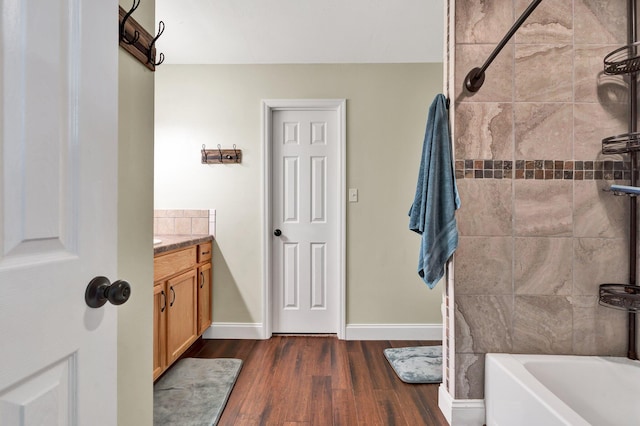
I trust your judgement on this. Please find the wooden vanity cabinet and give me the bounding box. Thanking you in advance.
[197,242,213,335]
[153,240,213,380]
[197,262,212,335]
[153,284,167,379]
[165,268,198,365]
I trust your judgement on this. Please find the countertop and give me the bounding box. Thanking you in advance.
[153,234,213,255]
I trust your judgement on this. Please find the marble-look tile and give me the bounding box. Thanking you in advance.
[456,179,513,237]
[573,238,628,296]
[514,237,572,295]
[574,180,628,238]
[455,103,513,160]
[570,296,598,355]
[515,45,573,102]
[455,237,513,295]
[574,103,628,161]
[513,295,573,354]
[154,209,169,218]
[571,295,627,356]
[514,0,572,44]
[591,303,627,356]
[575,45,627,104]
[454,353,485,399]
[192,210,209,217]
[455,44,513,102]
[514,180,572,237]
[455,295,513,353]
[455,0,513,44]
[153,218,159,235]
[514,103,572,159]
[574,0,627,45]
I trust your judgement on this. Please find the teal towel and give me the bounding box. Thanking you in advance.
[408,94,460,289]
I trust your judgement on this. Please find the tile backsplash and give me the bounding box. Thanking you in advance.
[154,209,216,237]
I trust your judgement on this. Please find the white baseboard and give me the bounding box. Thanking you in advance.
[438,384,485,426]
[202,322,265,340]
[344,323,443,341]
[202,322,442,341]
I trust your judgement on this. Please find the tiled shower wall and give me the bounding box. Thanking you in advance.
[451,0,633,399]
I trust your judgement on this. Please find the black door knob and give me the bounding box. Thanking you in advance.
[274,229,282,236]
[85,276,132,308]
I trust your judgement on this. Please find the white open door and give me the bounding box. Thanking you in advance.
[0,1,119,425]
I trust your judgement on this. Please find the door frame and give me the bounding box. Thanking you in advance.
[261,99,346,339]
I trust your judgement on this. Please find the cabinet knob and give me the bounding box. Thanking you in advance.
[274,229,282,237]
[85,276,131,308]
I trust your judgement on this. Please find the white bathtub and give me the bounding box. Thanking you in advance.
[485,353,640,426]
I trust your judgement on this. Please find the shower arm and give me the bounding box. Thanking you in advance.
[464,0,543,93]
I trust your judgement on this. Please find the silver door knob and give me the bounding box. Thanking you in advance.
[85,276,131,308]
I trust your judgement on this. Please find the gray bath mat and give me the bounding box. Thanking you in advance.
[154,358,243,426]
[383,345,443,384]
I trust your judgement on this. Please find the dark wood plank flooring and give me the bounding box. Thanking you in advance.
[181,336,449,426]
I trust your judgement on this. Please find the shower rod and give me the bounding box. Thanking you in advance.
[464,0,543,93]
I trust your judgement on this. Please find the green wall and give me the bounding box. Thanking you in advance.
[117,0,155,424]
[155,63,444,328]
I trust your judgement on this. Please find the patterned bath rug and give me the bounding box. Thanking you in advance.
[154,357,243,426]
[383,345,443,384]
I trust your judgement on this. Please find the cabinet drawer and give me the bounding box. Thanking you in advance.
[198,242,212,263]
[154,246,197,281]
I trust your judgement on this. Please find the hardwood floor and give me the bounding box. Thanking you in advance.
[181,336,449,425]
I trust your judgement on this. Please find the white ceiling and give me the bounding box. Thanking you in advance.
[155,0,444,64]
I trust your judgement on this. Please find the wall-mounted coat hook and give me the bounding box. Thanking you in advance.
[201,144,243,164]
[201,144,208,163]
[118,3,165,71]
[120,0,141,45]
[147,21,165,67]
[217,144,224,163]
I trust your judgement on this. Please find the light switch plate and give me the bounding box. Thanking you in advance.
[348,188,358,203]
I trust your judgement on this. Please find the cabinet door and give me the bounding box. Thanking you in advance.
[166,269,198,365]
[153,283,167,380]
[197,262,212,335]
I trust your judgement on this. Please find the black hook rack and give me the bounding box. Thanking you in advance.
[464,0,543,93]
[201,144,243,164]
[118,3,165,71]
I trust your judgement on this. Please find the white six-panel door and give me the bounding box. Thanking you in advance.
[270,105,342,334]
[0,1,118,424]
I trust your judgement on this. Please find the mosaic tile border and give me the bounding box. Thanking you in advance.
[455,160,631,180]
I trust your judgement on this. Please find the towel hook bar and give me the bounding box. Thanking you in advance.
[201,145,243,164]
[464,0,543,93]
